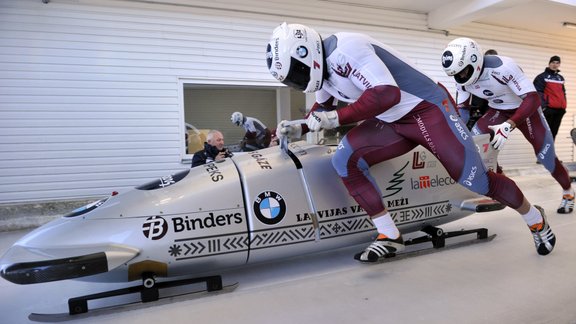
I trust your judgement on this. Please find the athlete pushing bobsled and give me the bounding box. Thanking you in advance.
[442,37,574,214]
[265,22,555,262]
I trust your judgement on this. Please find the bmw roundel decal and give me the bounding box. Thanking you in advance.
[296,45,308,58]
[253,191,286,225]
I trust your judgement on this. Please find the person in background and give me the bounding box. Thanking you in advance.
[458,49,498,129]
[268,22,556,262]
[191,130,232,167]
[533,55,567,140]
[231,112,272,151]
[442,38,573,214]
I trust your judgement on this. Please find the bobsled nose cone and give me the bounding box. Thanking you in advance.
[1,252,109,285]
[0,246,139,285]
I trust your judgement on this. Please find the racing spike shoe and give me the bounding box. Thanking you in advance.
[557,194,574,214]
[529,205,556,256]
[354,234,405,263]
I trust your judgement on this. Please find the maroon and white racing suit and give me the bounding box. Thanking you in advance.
[462,55,571,192]
[314,33,525,216]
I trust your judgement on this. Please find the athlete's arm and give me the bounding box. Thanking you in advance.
[507,91,541,128]
[336,85,401,125]
[300,96,337,134]
[494,60,540,128]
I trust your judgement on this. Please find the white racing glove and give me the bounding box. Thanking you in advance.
[306,110,340,132]
[276,120,302,143]
[488,121,513,150]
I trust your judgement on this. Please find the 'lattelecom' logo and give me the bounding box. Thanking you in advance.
[410,175,456,190]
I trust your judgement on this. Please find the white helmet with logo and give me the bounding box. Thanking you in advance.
[441,37,484,87]
[266,22,324,93]
[231,111,244,126]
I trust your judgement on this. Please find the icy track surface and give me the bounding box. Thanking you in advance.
[1,173,576,324]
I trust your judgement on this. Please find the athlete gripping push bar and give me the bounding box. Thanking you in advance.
[266,23,555,261]
[441,37,574,214]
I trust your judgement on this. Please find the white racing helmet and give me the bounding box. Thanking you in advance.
[231,112,244,126]
[266,22,324,93]
[441,37,484,87]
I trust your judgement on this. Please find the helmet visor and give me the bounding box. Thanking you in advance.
[455,65,474,84]
[283,58,311,92]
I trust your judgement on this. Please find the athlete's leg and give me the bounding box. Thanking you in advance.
[332,118,417,217]
[518,108,574,213]
[517,108,571,189]
[332,118,416,262]
[423,94,555,255]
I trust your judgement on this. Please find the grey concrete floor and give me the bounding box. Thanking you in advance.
[1,172,576,324]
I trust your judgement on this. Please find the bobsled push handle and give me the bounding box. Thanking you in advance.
[279,119,321,241]
[279,119,307,152]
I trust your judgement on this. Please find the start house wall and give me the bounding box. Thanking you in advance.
[1,0,575,203]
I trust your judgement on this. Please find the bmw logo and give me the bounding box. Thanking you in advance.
[253,191,286,225]
[296,46,308,58]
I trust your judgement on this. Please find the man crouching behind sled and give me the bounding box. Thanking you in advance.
[265,22,555,261]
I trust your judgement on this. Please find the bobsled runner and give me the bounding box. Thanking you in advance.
[0,133,503,319]
[28,277,239,322]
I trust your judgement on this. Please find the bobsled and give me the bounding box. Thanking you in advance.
[1,135,502,288]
